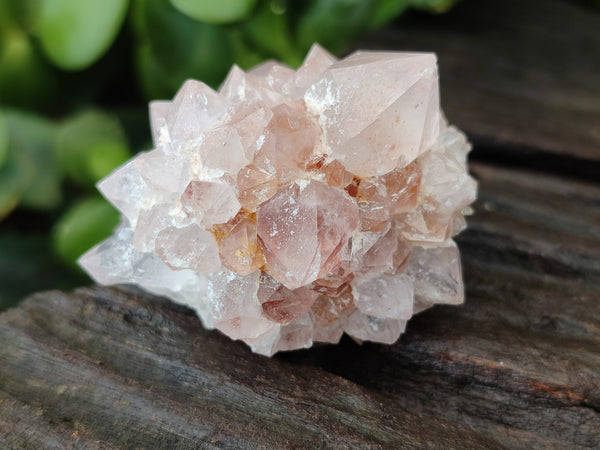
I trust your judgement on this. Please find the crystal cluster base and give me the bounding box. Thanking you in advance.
[80,45,477,356]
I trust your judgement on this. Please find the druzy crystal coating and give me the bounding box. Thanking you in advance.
[80,45,477,356]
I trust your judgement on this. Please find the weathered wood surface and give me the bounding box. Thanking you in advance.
[2,0,600,448]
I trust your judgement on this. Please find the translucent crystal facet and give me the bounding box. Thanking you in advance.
[80,44,477,356]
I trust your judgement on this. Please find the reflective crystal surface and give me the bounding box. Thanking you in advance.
[80,45,477,356]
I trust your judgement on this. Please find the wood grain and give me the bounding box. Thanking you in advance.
[0,284,503,449]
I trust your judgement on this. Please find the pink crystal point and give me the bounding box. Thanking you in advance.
[214,212,264,276]
[79,44,477,356]
[305,52,439,177]
[257,180,358,290]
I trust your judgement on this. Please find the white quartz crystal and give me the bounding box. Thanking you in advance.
[80,44,477,356]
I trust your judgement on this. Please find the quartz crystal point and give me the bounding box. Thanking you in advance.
[80,44,477,356]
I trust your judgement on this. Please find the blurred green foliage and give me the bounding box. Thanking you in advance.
[0,0,459,310]
[170,0,258,24]
[37,0,129,70]
[52,196,120,267]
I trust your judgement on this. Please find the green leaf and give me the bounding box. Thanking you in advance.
[408,0,458,13]
[135,42,176,100]
[369,0,409,29]
[4,110,61,210]
[56,110,130,186]
[52,196,120,266]
[132,0,233,97]
[242,0,303,67]
[170,0,257,24]
[35,0,129,70]
[86,141,131,182]
[0,141,35,219]
[228,28,266,71]
[0,0,44,32]
[0,29,57,109]
[0,110,8,169]
[295,0,374,56]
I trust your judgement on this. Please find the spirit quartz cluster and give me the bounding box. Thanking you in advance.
[80,45,477,356]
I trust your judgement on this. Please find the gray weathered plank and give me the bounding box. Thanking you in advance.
[0,284,500,449]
